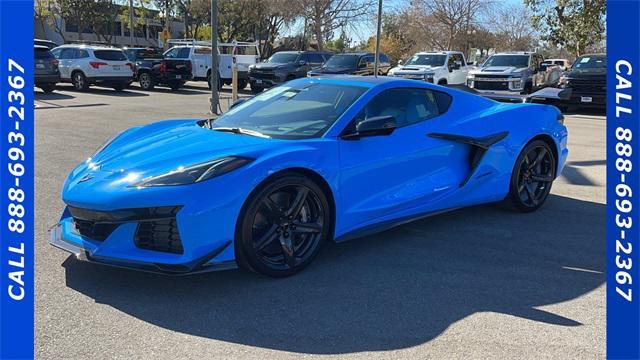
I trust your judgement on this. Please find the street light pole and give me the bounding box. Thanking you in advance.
[374,0,383,77]
[210,0,219,114]
[129,0,134,46]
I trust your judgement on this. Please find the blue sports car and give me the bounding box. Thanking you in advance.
[50,76,568,277]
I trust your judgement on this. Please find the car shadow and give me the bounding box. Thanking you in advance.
[56,84,149,97]
[62,194,604,354]
[34,91,75,100]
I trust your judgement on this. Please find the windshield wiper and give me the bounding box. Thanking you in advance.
[211,127,270,138]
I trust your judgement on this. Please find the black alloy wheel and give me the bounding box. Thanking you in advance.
[236,174,330,277]
[507,140,556,212]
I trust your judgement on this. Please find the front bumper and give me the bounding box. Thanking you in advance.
[467,77,524,93]
[49,215,236,275]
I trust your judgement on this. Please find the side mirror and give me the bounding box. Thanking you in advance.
[298,60,307,66]
[452,61,462,70]
[343,115,397,139]
[397,59,404,65]
[229,98,248,109]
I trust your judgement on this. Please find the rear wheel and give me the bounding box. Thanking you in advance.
[237,79,248,89]
[71,72,89,91]
[236,174,331,277]
[506,140,556,212]
[138,72,155,90]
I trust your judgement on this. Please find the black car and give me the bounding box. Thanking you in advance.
[559,53,606,108]
[124,47,193,91]
[307,52,391,77]
[248,51,332,93]
[34,45,60,93]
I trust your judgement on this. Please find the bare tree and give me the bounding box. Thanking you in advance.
[489,3,536,51]
[415,0,484,50]
[297,0,375,51]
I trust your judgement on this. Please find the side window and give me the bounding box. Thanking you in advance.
[322,53,333,62]
[380,54,389,63]
[353,88,444,129]
[51,48,62,58]
[308,53,324,64]
[75,49,89,58]
[164,48,179,58]
[361,55,374,67]
[453,53,465,66]
[299,53,311,63]
[178,47,191,58]
[58,48,74,59]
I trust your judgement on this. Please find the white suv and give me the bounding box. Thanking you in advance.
[51,44,133,91]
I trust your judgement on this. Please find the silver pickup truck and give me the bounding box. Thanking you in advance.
[466,52,562,95]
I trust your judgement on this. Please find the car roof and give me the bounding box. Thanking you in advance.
[334,52,374,56]
[54,44,123,51]
[416,51,459,54]
[34,45,50,50]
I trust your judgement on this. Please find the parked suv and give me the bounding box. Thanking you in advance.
[558,53,606,108]
[51,44,133,91]
[34,45,60,93]
[466,52,562,95]
[248,51,332,93]
[307,52,390,77]
[388,51,471,85]
[124,47,192,91]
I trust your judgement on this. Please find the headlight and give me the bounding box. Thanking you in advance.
[424,73,434,81]
[132,156,253,187]
[510,76,523,89]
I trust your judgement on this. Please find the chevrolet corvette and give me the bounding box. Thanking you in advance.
[50,76,568,277]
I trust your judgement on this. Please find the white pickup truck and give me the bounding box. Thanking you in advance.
[164,39,260,89]
[388,51,472,85]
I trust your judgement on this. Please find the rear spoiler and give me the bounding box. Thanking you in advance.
[445,84,572,104]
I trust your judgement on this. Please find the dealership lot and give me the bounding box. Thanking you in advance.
[35,83,605,359]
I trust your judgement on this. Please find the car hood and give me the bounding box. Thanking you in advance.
[311,66,353,74]
[392,65,441,74]
[253,62,293,71]
[470,66,528,75]
[566,68,606,78]
[72,120,275,182]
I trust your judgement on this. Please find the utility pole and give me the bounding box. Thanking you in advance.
[210,0,219,114]
[373,0,383,77]
[129,0,134,46]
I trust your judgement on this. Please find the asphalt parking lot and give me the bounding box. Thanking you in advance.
[35,82,606,359]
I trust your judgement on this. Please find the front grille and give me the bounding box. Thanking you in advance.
[73,218,119,241]
[567,79,606,94]
[251,71,276,80]
[473,74,510,79]
[134,219,184,254]
[474,80,509,90]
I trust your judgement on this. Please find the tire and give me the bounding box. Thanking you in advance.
[236,173,331,277]
[39,84,56,93]
[138,72,155,90]
[505,139,556,212]
[250,83,263,94]
[437,79,447,85]
[71,71,89,91]
[237,79,248,89]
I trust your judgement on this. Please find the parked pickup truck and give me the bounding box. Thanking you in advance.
[558,53,606,109]
[164,39,260,90]
[124,47,192,91]
[388,51,471,85]
[466,52,562,95]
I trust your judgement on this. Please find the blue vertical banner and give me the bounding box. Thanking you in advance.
[607,0,640,359]
[0,0,35,359]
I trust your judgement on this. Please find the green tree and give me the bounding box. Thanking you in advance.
[525,0,605,56]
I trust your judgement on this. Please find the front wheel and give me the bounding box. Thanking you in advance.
[71,72,89,91]
[236,174,331,277]
[505,140,556,212]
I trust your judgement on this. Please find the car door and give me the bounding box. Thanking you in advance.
[355,55,373,75]
[55,48,75,79]
[450,53,467,84]
[337,87,469,233]
[531,54,545,89]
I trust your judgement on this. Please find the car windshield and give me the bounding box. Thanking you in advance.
[483,55,529,68]
[266,53,298,63]
[323,54,359,68]
[94,50,127,61]
[405,54,446,66]
[572,55,606,69]
[211,83,367,139]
